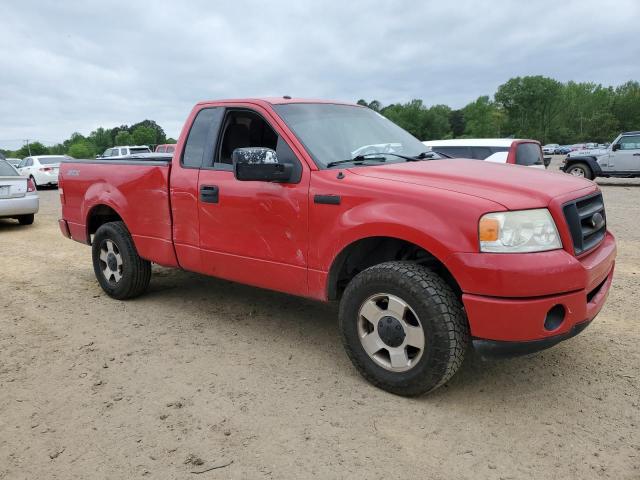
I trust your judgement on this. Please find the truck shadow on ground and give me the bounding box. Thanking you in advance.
[139,265,605,403]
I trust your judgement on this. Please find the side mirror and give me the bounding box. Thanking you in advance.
[612,143,620,151]
[232,147,292,182]
[543,157,551,168]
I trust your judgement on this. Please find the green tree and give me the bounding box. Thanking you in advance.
[165,138,177,144]
[463,96,503,137]
[88,127,113,153]
[131,125,156,146]
[68,141,95,159]
[15,141,48,157]
[495,76,563,142]
[129,120,166,144]
[114,130,134,146]
[449,110,465,137]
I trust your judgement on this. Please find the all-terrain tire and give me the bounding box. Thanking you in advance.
[92,221,151,300]
[566,162,593,180]
[17,214,34,225]
[339,261,469,396]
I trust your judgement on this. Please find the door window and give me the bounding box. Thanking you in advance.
[181,108,224,168]
[214,109,302,182]
[619,135,640,150]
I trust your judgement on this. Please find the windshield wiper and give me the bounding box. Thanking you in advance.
[326,151,437,169]
[326,155,387,168]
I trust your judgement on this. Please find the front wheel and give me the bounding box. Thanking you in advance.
[339,261,469,396]
[92,221,151,299]
[566,162,593,180]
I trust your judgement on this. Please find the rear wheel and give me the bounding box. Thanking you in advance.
[339,261,469,396]
[566,162,593,180]
[92,221,151,299]
[17,214,34,225]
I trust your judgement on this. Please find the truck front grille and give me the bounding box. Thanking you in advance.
[563,192,606,255]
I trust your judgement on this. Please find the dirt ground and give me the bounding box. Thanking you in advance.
[1,157,638,479]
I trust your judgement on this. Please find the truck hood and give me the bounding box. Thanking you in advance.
[568,148,608,158]
[348,159,595,210]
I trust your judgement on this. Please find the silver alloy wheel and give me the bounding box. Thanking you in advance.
[357,293,425,372]
[99,239,123,283]
[569,167,585,177]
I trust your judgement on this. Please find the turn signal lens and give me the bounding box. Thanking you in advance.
[479,217,500,242]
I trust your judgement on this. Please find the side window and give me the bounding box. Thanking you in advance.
[26,158,33,167]
[515,143,543,166]
[216,110,277,165]
[619,135,640,150]
[120,148,128,155]
[167,145,175,153]
[17,159,26,168]
[470,147,493,160]
[157,146,165,153]
[182,108,223,168]
[435,146,472,158]
[215,109,302,182]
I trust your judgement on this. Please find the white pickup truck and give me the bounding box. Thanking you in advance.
[561,131,640,179]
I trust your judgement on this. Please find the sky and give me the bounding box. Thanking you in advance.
[1,0,638,150]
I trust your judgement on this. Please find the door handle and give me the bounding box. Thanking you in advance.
[200,185,219,203]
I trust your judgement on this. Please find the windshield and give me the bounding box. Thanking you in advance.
[273,103,428,168]
[130,147,151,154]
[38,157,65,165]
[0,160,18,176]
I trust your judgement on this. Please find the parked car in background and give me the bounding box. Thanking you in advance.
[0,159,39,225]
[16,155,65,188]
[561,131,640,179]
[155,144,177,154]
[422,138,549,168]
[98,146,151,158]
[5,158,22,167]
[542,144,560,154]
[555,146,572,155]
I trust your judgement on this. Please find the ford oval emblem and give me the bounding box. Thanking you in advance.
[591,212,604,229]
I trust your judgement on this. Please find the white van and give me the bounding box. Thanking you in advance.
[422,138,548,169]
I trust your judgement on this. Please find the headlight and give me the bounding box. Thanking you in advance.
[479,209,561,253]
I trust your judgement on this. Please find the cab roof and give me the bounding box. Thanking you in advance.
[196,97,360,107]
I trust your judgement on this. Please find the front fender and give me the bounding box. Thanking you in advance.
[563,156,602,176]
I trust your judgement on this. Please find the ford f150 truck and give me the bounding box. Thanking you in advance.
[58,98,617,396]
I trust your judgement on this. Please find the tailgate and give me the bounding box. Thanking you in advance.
[0,176,27,199]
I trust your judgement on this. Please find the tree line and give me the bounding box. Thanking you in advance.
[1,120,176,159]
[359,76,640,144]
[2,76,638,159]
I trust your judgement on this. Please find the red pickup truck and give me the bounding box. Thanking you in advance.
[59,98,616,396]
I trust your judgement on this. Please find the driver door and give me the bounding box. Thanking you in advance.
[196,105,311,296]
[614,135,640,172]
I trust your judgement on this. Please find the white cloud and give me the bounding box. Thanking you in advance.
[0,0,638,149]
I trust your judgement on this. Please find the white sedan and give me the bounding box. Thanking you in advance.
[0,159,39,225]
[16,155,67,188]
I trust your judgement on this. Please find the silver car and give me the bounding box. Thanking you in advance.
[0,159,39,225]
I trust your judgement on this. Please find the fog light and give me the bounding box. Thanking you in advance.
[544,305,565,331]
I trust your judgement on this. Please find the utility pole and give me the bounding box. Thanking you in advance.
[24,139,32,156]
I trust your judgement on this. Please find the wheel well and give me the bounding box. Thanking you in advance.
[87,205,122,243]
[327,237,461,301]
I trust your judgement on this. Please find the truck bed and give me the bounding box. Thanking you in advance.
[60,156,178,267]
